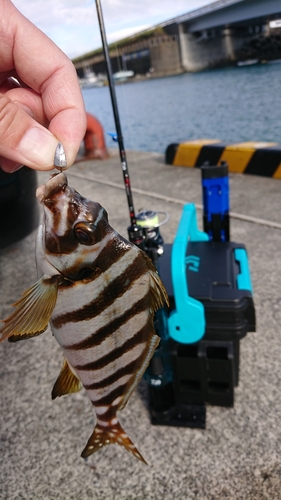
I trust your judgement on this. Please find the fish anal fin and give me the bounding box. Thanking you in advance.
[81,421,147,464]
[52,358,82,400]
[0,275,60,343]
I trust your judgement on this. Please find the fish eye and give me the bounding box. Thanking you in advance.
[74,222,96,246]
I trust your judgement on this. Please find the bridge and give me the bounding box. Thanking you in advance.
[73,0,281,76]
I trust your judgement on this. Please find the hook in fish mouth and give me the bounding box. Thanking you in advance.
[54,142,67,171]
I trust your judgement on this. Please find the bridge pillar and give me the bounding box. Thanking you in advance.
[223,28,246,61]
[149,36,182,75]
[178,24,241,71]
[223,28,236,60]
[179,24,249,71]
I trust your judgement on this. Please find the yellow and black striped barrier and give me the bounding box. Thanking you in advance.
[165,140,281,179]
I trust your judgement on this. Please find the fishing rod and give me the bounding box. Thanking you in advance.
[95,0,138,228]
[95,0,170,393]
[95,0,168,261]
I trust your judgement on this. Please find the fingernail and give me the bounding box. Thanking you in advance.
[18,127,59,168]
[0,161,23,173]
[10,163,23,173]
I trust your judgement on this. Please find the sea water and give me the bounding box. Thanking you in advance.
[82,62,281,154]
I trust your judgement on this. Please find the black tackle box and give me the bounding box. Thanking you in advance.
[148,239,256,426]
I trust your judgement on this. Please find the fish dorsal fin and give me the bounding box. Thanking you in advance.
[81,421,147,464]
[149,269,169,314]
[0,275,61,343]
[144,254,169,315]
[52,357,82,399]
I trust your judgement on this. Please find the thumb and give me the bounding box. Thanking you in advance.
[0,93,59,171]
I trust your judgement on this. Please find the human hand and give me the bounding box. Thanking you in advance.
[0,0,86,173]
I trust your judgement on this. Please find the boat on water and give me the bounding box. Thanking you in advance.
[79,68,106,88]
[113,70,134,82]
[237,59,259,67]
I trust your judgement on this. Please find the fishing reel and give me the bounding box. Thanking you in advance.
[128,209,169,267]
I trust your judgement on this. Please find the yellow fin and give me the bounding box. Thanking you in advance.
[52,357,82,399]
[81,421,147,464]
[0,275,60,343]
[149,270,169,314]
[144,254,169,314]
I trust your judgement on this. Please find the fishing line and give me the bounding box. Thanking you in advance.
[95,0,161,256]
[68,172,281,230]
[110,40,144,213]
[95,0,137,227]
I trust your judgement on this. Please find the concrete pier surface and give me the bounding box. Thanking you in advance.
[1,150,280,500]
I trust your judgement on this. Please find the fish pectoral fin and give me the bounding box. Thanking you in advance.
[0,275,61,343]
[81,421,147,464]
[52,357,82,399]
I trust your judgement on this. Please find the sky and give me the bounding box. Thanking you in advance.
[12,0,214,59]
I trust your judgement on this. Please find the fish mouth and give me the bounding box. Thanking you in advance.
[36,172,68,203]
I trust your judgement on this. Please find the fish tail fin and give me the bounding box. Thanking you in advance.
[81,421,147,464]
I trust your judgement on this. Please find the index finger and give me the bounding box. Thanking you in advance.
[1,1,86,167]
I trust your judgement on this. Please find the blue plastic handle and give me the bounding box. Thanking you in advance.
[168,204,208,344]
[234,248,253,293]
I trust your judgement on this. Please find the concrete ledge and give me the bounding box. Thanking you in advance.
[166,140,281,178]
[1,152,281,499]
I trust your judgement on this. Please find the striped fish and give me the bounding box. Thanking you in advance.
[0,172,168,464]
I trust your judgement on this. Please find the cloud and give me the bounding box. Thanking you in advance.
[107,25,151,43]
[12,0,213,58]
[14,0,95,28]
